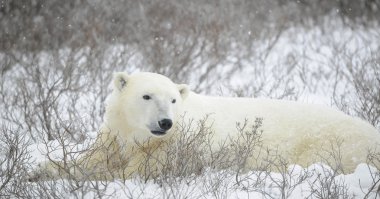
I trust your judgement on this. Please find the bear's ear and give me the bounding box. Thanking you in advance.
[177,84,189,99]
[113,72,129,91]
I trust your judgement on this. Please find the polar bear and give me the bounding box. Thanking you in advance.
[100,72,379,173]
[33,72,380,180]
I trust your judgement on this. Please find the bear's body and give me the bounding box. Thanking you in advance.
[99,72,379,174]
[182,92,379,170]
[34,72,380,180]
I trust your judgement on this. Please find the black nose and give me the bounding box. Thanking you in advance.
[158,119,173,131]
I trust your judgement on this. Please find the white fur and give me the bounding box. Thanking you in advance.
[182,92,379,170]
[104,72,189,144]
[96,72,380,175]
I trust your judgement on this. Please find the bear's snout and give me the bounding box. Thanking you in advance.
[158,119,173,131]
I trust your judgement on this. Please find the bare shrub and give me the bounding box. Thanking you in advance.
[263,153,310,199]
[232,148,311,199]
[118,116,265,197]
[0,126,31,198]
[306,164,354,199]
[154,116,216,181]
[27,123,118,198]
[0,47,135,142]
[362,150,380,198]
[332,58,380,130]
[306,138,355,199]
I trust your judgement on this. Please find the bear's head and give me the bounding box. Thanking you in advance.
[105,72,189,142]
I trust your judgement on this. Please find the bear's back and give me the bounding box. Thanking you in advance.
[180,92,380,172]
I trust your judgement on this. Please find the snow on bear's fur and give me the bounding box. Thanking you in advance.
[34,72,380,180]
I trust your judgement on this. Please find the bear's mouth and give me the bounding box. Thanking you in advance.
[151,130,167,136]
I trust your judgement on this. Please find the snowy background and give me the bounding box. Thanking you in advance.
[1,0,380,198]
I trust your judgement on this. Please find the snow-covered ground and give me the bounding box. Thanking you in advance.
[2,13,380,198]
[28,144,380,199]
[99,163,377,198]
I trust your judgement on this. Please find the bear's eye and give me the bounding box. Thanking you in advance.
[143,95,151,100]
[172,99,176,104]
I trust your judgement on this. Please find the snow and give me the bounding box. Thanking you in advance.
[28,131,98,165]
[26,136,379,198]
[1,12,379,199]
[29,163,376,198]
[219,13,380,106]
